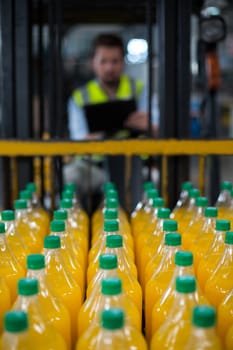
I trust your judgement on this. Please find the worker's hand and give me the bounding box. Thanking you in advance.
[124,111,149,131]
[85,132,105,140]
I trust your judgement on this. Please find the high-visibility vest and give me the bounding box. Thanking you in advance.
[72,74,144,107]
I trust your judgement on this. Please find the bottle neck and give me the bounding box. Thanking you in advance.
[3,220,15,231]
[202,217,216,230]
[190,325,218,341]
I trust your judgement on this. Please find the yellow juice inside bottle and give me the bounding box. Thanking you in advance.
[2,210,30,270]
[150,275,198,350]
[205,232,233,308]
[76,308,147,350]
[0,277,11,333]
[218,288,233,345]
[225,323,233,350]
[26,254,71,349]
[182,197,208,250]
[190,207,217,273]
[215,181,232,219]
[197,219,230,291]
[43,235,82,347]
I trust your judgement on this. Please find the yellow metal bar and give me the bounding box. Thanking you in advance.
[10,157,18,205]
[198,156,205,196]
[161,156,168,206]
[0,139,232,156]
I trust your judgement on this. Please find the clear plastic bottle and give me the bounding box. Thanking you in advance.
[61,189,89,227]
[184,306,223,350]
[26,182,50,229]
[197,219,231,291]
[26,254,71,348]
[76,308,147,350]
[0,222,24,302]
[43,235,82,347]
[171,181,194,221]
[150,275,199,349]
[145,233,182,341]
[178,188,200,234]
[215,181,232,218]
[205,231,233,308]
[0,277,11,333]
[78,277,141,337]
[12,278,67,349]
[218,286,233,345]
[1,210,29,269]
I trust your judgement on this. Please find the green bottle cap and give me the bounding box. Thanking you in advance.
[181,181,193,191]
[225,231,233,245]
[18,278,38,296]
[104,209,118,220]
[14,199,27,210]
[64,183,76,192]
[60,199,72,209]
[106,198,119,209]
[19,190,32,200]
[164,233,181,246]
[204,207,218,218]
[221,181,232,191]
[104,182,116,192]
[62,190,73,200]
[215,219,230,231]
[101,308,124,330]
[152,197,165,208]
[176,275,196,293]
[1,210,15,221]
[163,220,178,232]
[192,306,216,328]
[195,197,209,207]
[157,208,171,219]
[26,182,37,192]
[189,189,200,198]
[44,235,61,249]
[50,220,65,232]
[54,209,68,220]
[104,220,119,232]
[147,188,159,199]
[106,235,123,248]
[175,251,193,266]
[106,189,118,199]
[4,311,28,332]
[99,254,118,269]
[0,222,6,234]
[101,277,122,295]
[27,254,45,270]
[143,181,154,191]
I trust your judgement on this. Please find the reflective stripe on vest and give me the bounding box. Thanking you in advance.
[72,75,144,107]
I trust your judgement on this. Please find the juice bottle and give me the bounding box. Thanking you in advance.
[197,219,231,291]
[190,207,218,273]
[91,181,116,223]
[76,308,147,350]
[182,197,209,250]
[138,208,171,286]
[14,199,43,253]
[78,277,141,337]
[171,181,193,221]
[49,220,84,296]
[218,287,233,345]
[205,231,233,308]
[134,197,165,264]
[89,220,134,271]
[145,233,181,341]
[184,306,223,350]
[1,210,29,269]
[215,181,232,218]
[43,235,82,347]
[19,190,49,238]
[150,275,199,349]
[144,221,179,288]
[0,222,25,302]
[61,189,89,227]
[0,310,67,350]
[26,182,50,229]
[91,208,133,250]
[63,182,83,210]
[26,254,71,348]
[88,234,136,284]
[54,209,87,267]
[178,188,200,234]
[131,181,155,235]
[12,279,67,349]
[151,251,194,334]
[0,277,11,333]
